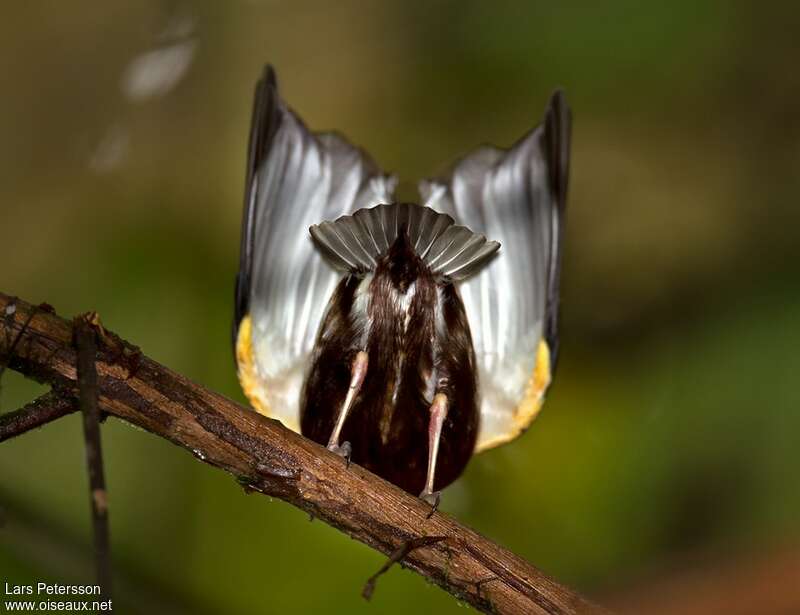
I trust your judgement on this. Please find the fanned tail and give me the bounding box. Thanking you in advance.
[309,203,500,281]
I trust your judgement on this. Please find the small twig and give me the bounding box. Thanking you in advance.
[363,536,447,601]
[0,390,77,442]
[74,315,113,600]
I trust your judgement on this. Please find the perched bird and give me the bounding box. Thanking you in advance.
[234,66,570,508]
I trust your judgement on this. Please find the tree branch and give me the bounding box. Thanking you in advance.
[0,291,606,615]
[0,390,77,442]
[74,314,113,600]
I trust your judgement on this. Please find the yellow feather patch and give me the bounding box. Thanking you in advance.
[475,339,552,453]
[235,315,272,418]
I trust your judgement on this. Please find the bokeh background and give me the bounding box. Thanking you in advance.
[2,2,799,614]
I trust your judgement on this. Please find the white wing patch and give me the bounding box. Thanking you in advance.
[236,68,395,431]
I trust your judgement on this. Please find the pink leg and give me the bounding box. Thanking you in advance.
[327,351,368,461]
[419,393,448,511]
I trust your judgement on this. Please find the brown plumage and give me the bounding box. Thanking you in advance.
[301,230,479,494]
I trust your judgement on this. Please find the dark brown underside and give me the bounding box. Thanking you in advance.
[300,234,479,495]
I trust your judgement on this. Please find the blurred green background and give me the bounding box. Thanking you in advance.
[2,2,799,613]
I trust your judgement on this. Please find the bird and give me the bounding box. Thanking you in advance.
[233,65,570,509]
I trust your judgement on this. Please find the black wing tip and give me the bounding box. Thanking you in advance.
[544,88,571,143]
[546,88,571,125]
[262,64,277,89]
[543,87,571,373]
[234,63,281,356]
[542,87,571,225]
[548,88,568,109]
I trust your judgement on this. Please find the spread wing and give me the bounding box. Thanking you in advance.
[420,90,571,452]
[234,65,395,432]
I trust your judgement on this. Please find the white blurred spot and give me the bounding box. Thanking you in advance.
[89,125,129,174]
[122,40,196,102]
[121,12,196,103]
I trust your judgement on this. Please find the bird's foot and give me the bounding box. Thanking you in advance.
[327,441,352,467]
[419,489,441,518]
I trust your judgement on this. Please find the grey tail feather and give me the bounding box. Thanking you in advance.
[309,203,499,281]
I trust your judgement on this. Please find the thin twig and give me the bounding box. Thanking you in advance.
[363,535,447,601]
[0,390,77,442]
[74,315,113,601]
[0,291,606,615]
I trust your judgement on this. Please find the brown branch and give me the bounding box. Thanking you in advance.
[74,314,113,600]
[0,390,77,442]
[0,291,607,615]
